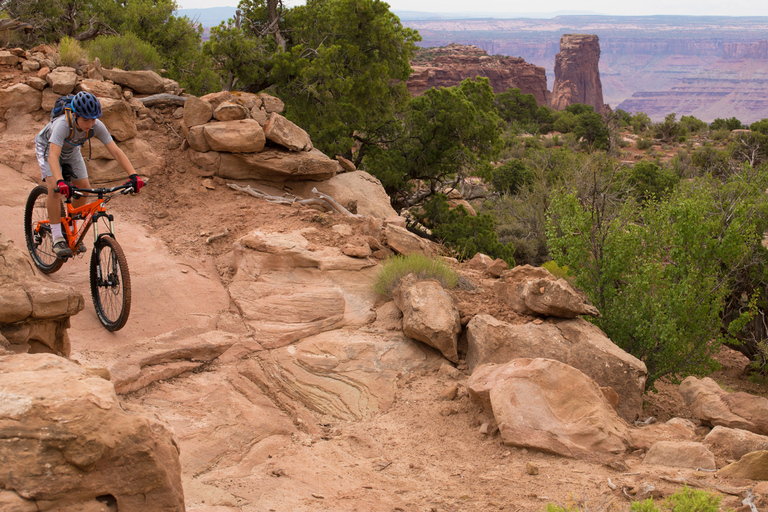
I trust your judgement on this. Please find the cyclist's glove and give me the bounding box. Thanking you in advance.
[56,179,71,199]
[125,174,144,193]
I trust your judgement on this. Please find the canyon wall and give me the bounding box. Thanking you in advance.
[403,16,768,122]
[406,44,550,105]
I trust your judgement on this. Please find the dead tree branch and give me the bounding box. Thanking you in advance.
[139,94,187,108]
[227,183,363,218]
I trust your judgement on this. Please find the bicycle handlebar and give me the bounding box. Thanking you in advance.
[69,179,148,199]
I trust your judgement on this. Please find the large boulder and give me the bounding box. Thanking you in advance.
[642,441,716,470]
[467,358,631,464]
[45,66,77,94]
[680,376,768,435]
[466,314,646,421]
[495,265,599,318]
[294,170,398,219]
[718,451,768,480]
[393,275,461,362]
[203,119,266,153]
[183,95,213,128]
[216,147,338,181]
[263,112,313,151]
[0,83,42,120]
[704,426,768,465]
[99,97,137,141]
[384,224,437,257]
[85,137,164,186]
[0,234,83,356]
[0,353,184,510]
[76,78,122,100]
[244,329,445,421]
[101,68,165,94]
[213,101,248,121]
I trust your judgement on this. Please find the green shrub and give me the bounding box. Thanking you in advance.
[542,260,570,279]
[57,36,88,67]
[373,254,458,297]
[543,486,721,512]
[636,137,653,150]
[86,32,163,71]
[416,194,516,265]
[711,128,731,141]
[492,158,534,195]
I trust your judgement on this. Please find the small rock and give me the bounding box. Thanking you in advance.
[440,384,459,401]
[526,462,539,475]
[202,179,215,190]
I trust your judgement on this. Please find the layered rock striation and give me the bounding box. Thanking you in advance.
[407,44,549,105]
[550,34,606,113]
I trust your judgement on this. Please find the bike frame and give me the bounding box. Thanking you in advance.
[32,184,131,255]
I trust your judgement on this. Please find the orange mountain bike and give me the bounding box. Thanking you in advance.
[24,182,139,331]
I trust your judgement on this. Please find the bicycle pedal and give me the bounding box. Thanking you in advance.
[76,243,87,254]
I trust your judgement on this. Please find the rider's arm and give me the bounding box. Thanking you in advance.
[104,140,137,177]
[47,143,64,182]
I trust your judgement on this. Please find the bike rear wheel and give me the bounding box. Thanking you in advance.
[24,185,64,274]
[89,235,131,331]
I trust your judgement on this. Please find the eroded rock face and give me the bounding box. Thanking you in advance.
[98,97,137,142]
[0,234,83,356]
[183,95,213,128]
[680,376,768,435]
[230,229,378,348]
[216,148,338,181]
[393,275,461,363]
[466,314,647,421]
[85,137,164,186]
[291,171,398,219]
[76,78,122,100]
[467,358,630,464]
[244,329,445,421]
[550,34,605,113]
[0,353,184,511]
[407,44,550,106]
[45,66,77,95]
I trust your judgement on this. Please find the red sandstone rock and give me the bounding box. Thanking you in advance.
[550,34,606,113]
[407,44,549,106]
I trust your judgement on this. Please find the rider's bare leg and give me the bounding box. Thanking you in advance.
[71,177,92,209]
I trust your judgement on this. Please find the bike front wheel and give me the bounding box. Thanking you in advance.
[89,235,131,331]
[24,185,64,274]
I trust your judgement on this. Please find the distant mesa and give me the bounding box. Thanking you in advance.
[406,43,550,106]
[407,37,607,114]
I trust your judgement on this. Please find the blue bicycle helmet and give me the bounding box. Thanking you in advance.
[71,91,102,119]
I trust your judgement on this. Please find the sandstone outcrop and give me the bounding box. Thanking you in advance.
[550,34,606,113]
[0,233,82,356]
[642,441,716,470]
[680,376,768,436]
[407,44,549,105]
[704,426,768,465]
[0,353,184,510]
[466,314,647,421]
[717,451,768,480]
[244,329,445,421]
[495,264,599,318]
[393,275,462,363]
[467,358,631,464]
[101,68,166,94]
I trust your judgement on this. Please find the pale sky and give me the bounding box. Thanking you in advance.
[176,0,768,17]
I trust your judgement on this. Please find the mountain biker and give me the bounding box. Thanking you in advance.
[34,91,144,258]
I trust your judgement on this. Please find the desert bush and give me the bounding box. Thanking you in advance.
[626,161,679,202]
[492,158,535,195]
[414,194,515,265]
[86,32,163,71]
[710,116,743,131]
[636,138,653,150]
[711,128,731,141]
[541,260,570,280]
[373,254,458,297]
[57,36,88,67]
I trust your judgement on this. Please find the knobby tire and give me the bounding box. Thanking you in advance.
[89,235,131,331]
[24,185,64,274]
